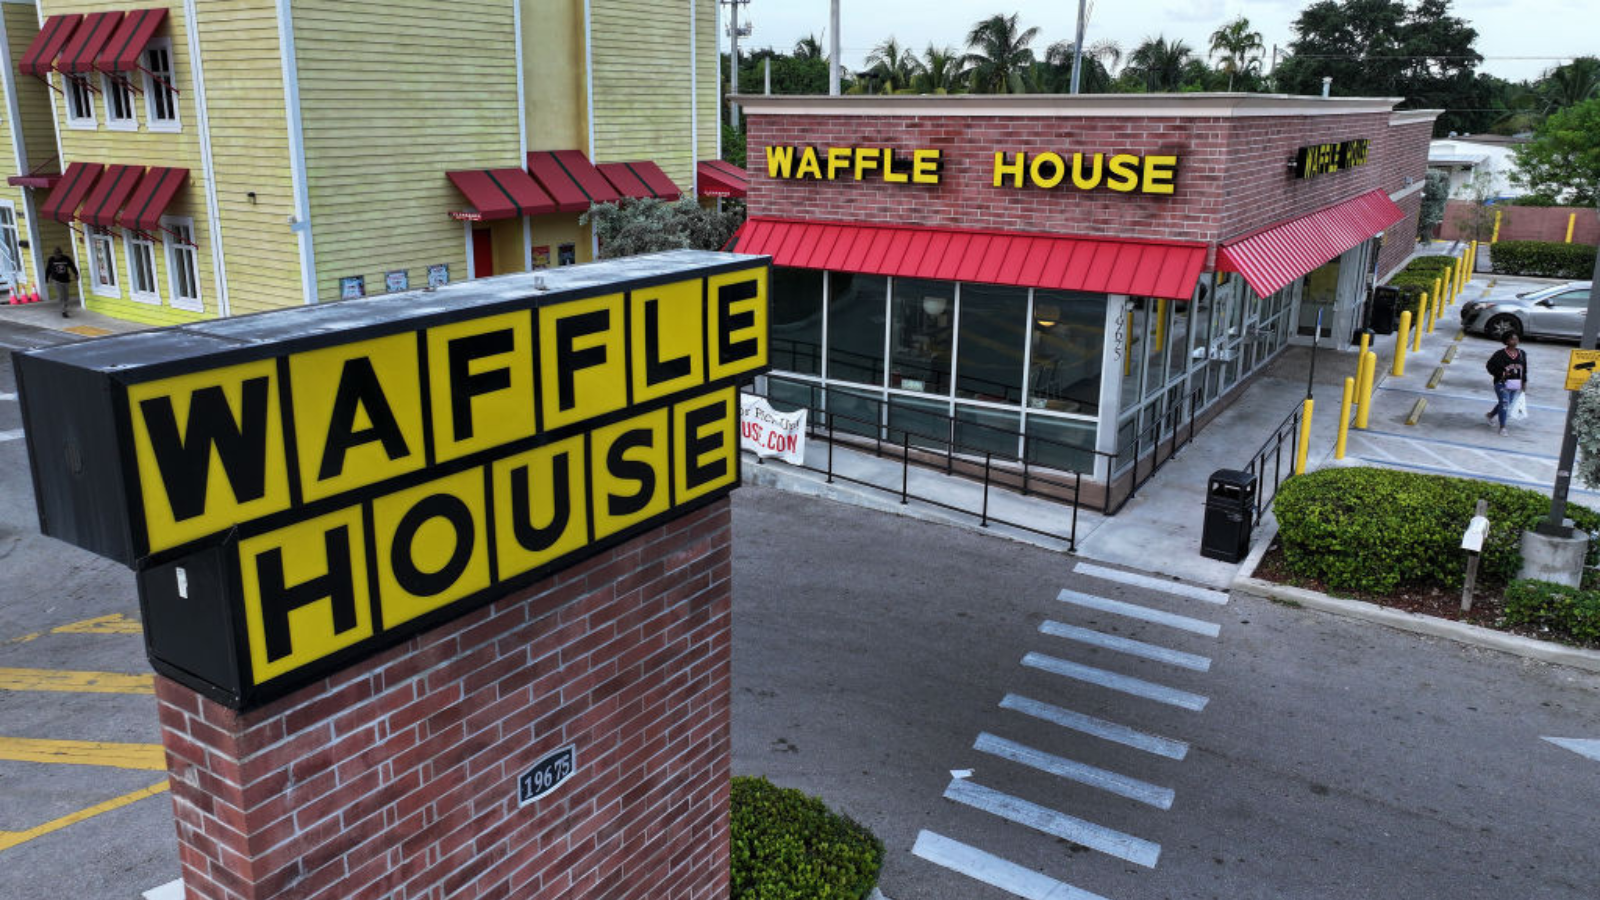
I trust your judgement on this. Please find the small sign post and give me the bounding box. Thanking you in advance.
[1564,349,1600,392]
[1461,499,1489,611]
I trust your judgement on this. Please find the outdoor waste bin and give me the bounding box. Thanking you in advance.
[1369,286,1403,335]
[1201,469,1257,563]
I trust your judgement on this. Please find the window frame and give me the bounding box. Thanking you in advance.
[142,39,180,132]
[102,72,138,130]
[161,215,202,311]
[63,73,96,128]
[86,228,120,298]
[124,229,161,304]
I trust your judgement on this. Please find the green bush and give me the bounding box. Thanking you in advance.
[730,776,883,900]
[1385,255,1462,301]
[1272,467,1600,593]
[1504,580,1600,645]
[1489,240,1598,279]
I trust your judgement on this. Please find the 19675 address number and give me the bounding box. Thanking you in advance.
[518,745,577,807]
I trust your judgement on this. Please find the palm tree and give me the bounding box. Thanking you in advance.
[1043,41,1111,93]
[793,34,824,62]
[1208,17,1264,92]
[1126,36,1192,92]
[1539,57,1600,111]
[917,45,968,94]
[1090,39,1122,77]
[963,13,1040,94]
[864,36,924,94]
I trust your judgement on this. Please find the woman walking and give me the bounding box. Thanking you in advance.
[1485,333,1527,436]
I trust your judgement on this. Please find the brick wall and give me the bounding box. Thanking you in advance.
[1379,190,1424,280]
[1440,201,1600,245]
[155,499,733,900]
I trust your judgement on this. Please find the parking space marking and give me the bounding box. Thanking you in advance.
[0,392,15,401]
[1072,563,1230,605]
[0,781,169,853]
[1023,653,1208,711]
[1000,694,1189,761]
[0,737,166,770]
[0,429,22,443]
[0,668,155,694]
[975,732,1175,810]
[1055,589,1220,638]
[7,614,144,645]
[912,830,1112,900]
[1040,620,1212,672]
[1542,737,1600,762]
[944,779,1161,868]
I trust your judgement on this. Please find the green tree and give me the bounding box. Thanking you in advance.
[1510,97,1600,204]
[1040,41,1113,93]
[1539,57,1600,111]
[1125,36,1194,92]
[1418,170,1449,240]
[916,45,968,94]
[963,13,1039,94]
[864,36,924,93]
[793,34,824,61]
[582,198,745,260]
[1208,17,1265,91]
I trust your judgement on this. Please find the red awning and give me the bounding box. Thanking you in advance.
[58,10,122,75]
[734,218,1207,300]
[698,159,748,198]
[8,173,62,190]
[595,161,682,200]
[98,8,167,74]
[80,164,144,228]
[446,168,556,220]
[122,166,188,231]
[526,150,621,212]
[1217,189,1406,298]
[19,14,83,78]
[40,162,104,223]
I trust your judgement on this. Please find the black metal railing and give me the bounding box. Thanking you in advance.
[1109,384,1207,514]
[1243,401,1305,525]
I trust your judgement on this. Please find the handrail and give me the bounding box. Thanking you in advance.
[1242,402,1304,525]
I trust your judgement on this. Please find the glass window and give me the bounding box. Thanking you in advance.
[827,272,887,386]
[103,74,136,128]
[888,393,951,451]
[1026,414,1097,474]
[65,75,95,125]
[1554,290,1590,309]
[143,42,179,128]
[770,267,824,375]
[824,385,881,439]
[955,283,1027,404]
[1189,278,1214,373]
[125,232,159,303]
[1028,290,1104,417]
[162,217,201,311]
[889,278,953,395]
[1141,297,1169,400]
[1119,298,1148,412]
[956,405,1020,458]
[88,229,118,296]
[1165,298,1191,384]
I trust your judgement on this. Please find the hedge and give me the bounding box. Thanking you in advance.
[1384,255,1462,301]
[1504,580,1600,645]
[1272,467,1600,593]
[730,777,883,900]
[1489,240,1598,279]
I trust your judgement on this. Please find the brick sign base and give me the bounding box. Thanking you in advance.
[154,500,733,900]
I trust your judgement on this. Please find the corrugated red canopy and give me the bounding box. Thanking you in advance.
[734,218,1206,300]
[40,162,103,223]
[19,14,82,77]
[447,168,556,219]
[698,159,748,198]
[122,166,188,231]
[596,161,681,200]
[98,8,168,74]
[58,10,122,75]
[527,150,620,212]
[79,163,144,228]
[1217,189,1406,297]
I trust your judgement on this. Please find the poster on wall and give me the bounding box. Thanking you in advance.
[386,270,409,293]
[558,243,576,266]
[427,264,449,288]
[340,276,365,300]
[532,246,550,270]
[740,394,807,466]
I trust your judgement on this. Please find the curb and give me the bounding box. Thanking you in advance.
[1231,525,1600,675]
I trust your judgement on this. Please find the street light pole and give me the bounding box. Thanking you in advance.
[829,0,841,95]
[1069,0,1088,94]
[1539,235,1600,536]
[727,0,744,129]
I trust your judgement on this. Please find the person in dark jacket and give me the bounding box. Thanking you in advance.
[1484,332,1527,436]
[44,247,78,318]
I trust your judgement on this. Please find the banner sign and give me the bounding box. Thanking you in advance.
[15,251,769,708]
[740,395,806,465]
[1293,139,1370,179]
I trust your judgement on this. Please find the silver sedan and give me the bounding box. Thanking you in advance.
[1459,281,1592,341]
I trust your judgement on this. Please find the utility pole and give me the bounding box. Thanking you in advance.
[1069,0,1088,94]
[724,0,750,129]
[829,0,840,95]
[1540,236,1600,536]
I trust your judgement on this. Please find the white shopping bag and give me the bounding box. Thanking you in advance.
[1511,392,1529,420]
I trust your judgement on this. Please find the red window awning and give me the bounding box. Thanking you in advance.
[80,164,144,228]
[698,159,748,198]
[97,8,167,74]
[596,161,682,200]
[446,168,556,220]
[1217,189,1406,298]
[58,10,123,75]
[734,218,1206,300]
[122,166,188,232]
[19,14,83,78]
[40,162,104,223]
[8,173,62,190]
[526,150,620,212]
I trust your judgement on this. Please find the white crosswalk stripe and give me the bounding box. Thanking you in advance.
[1073,562,1230,605]
[912,831,1113,900]
[0,392,17,402]
[943,779,1162,868]
[1542,737,1600,762]
[1023,652,1209,711]
[1040,620,1212,671]
[975,732,1175,810]
[1056,589,1221,638]
[1000,693,1189,761]
[0,428,24,443]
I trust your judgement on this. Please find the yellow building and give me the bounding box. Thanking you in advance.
[5,0,722,325]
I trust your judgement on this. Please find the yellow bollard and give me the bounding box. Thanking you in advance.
[1358,330,1370,361]
[1414,296,1426,350]
[1427,291,1439,334]
[1295,397,1314,475]
[1445,262,1456,304]
[1433,276,1442,311]
[1394,311,1411,376]
[1357,351,1377,429]
[1491,210,1501,243]
[1567,212,1576,243]
[1469,241,1478,281]
[1153,298,1167,352]
[1335,377,1354,460]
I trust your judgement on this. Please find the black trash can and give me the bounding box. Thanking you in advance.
[1369,286,1403,335]
[1201,469,1257,563]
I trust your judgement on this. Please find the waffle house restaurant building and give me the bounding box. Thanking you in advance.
[731,94,1437,485]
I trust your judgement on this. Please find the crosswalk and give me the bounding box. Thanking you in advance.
[913,561,1227,899]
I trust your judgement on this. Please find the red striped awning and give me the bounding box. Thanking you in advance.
[596,161,682,200]
[122,166,188,231]
[527,150,621,212]
[734,218,1206,300]
[698,159,748,198]
[1217,189,1406,297]
[40,162,104,223]
[97,8,167,74]
[447,168,556,219]
[58,10,122,75]
[18,14,82,78]
[79,164,144,228]
[8,172,61,190]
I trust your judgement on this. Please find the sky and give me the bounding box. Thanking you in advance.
[720,0,1593,85]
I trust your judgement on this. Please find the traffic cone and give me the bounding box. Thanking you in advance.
[22,283,39,303]
[30,283,43,304]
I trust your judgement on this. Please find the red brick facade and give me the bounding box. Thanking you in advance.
[155,500,734,900]
[1440,201,1600,245]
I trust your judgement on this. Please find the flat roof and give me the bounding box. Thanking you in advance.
[731,92,1421,119]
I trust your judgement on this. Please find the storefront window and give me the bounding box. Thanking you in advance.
[770,267,824,375]
[1120,298,1149,412]
[1028,290,1104,417]
[957,406,1021,458]
[1165,298,1191,386]
[1141,297,1168,401]
[888,393,951,450]
[890,278,953,394]
[1026,414,1097,474]
[956,284,1028,404]
[827,272,887,386]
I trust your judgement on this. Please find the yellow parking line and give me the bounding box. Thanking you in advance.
[0,781,169,853]
[48,614,142,636]
[0,668,154,694]
[61,325,113,337]
[0,737,167,770]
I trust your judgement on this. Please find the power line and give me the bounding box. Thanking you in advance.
[1285,54,1584,61]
